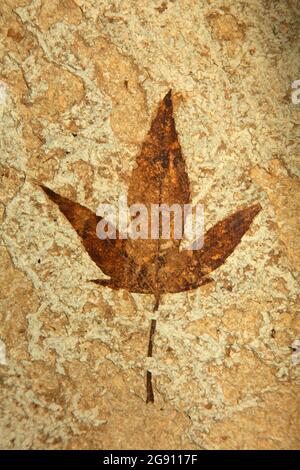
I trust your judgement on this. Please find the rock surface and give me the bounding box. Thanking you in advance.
[0,0,299,449]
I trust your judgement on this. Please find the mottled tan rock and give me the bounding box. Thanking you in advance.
[198,384,300,450]
[38,0,83,31]
[221,299,263,340]
[207,12,245,42]
[0,246,38,361]
[251,160,300,272]
[0,0,299,450]
[71,35,148,144]
[0,165,25,204]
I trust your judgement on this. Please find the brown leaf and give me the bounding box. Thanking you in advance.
[158,202,261,292]
[40,90,262,402]
[40,185,128,282]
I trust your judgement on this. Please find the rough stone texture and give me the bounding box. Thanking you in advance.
[0,0,299,450]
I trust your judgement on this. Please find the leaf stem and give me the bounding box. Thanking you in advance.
[146,318,157,403]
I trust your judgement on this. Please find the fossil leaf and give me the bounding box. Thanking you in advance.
[40,185,128,282]
[40,90,261,305]
[40,90,262,403]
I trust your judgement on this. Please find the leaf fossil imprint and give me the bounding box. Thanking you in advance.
[41,90,261,402]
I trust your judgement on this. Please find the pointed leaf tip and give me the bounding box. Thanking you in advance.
[163,89,173,107]
[40,184,60,204]
[250,202,262,216]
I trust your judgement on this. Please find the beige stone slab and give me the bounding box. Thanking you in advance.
[0,0,299,450]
